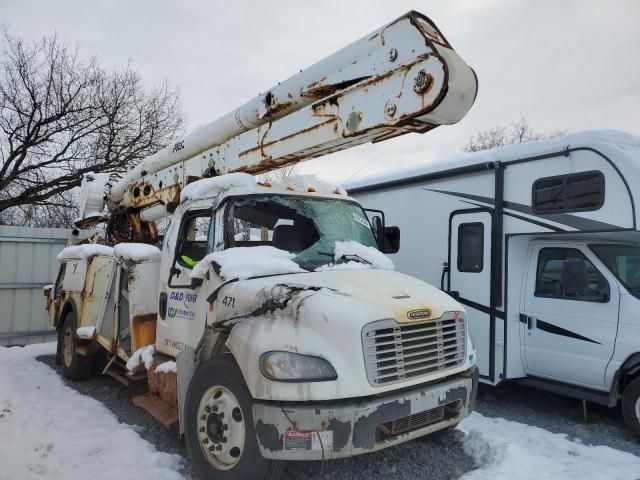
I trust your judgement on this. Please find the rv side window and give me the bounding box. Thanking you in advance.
[535,248,609,302]
[457,223,484,272]
[533,171,604,213]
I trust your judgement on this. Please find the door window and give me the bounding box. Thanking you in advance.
[535,248,609,302]
[457,222,484,272]
[169,210,213,287]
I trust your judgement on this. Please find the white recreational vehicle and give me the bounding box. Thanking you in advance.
[349,130,640,435]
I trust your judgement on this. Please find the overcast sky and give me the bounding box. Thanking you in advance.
[2,0,639,182]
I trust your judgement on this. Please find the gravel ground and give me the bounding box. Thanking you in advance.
[37,354,640,479]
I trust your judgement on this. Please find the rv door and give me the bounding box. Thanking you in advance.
[521,243,619,388]
[448,210,493,379]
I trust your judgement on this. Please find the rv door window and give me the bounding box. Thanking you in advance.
[533,171,604,213]
[535,247,609,302]
[457,222,484,272]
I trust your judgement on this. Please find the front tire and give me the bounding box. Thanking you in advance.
[184,355,283,480]
[621,376,640,438]
[59,312,93,380]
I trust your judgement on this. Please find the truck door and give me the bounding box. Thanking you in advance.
[449,210,493,378]
[521,244,619,388]
[156,208,213,356]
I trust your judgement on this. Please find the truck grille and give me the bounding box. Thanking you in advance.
[362,313,466,386]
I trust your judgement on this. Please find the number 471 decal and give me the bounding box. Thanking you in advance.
[221,296,236,308]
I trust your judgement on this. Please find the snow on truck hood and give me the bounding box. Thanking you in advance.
[214,268,462,327]
[190,243,445,325]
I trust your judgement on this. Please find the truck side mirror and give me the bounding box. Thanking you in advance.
[381,226,400,254]
[190,277,204,289]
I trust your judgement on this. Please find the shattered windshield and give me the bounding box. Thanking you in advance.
[225,195,378,270]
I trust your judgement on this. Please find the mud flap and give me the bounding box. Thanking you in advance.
[177,346,197,436]
[132,392,178,427]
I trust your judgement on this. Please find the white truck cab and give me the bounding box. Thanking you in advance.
[47,176,478,479]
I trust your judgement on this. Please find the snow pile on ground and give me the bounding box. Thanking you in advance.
[459,412,640,480]
[57,244,114,261]
[0,343,183,480]
[155,361,177,374]
[273,174,347,195]
[191,246,305,280]
[114,242,162,262]
[180,172,257,202]
[76,326,95,339]
[316,240,395,271]
[126,344,156,372]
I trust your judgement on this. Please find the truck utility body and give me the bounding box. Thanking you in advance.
[349,130,640,436]
[45,11,479,480]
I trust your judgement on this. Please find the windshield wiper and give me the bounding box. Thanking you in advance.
[336,254,371,265]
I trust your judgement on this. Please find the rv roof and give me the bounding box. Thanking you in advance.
[346,129,640,192]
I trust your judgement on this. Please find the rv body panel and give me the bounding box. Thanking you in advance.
[350,131,640,397]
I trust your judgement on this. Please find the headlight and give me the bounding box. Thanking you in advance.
[260,351,337,382]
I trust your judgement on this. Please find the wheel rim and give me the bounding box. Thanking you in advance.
[635,396,640,422]
[196,385,246,470]
[63,326,74,368]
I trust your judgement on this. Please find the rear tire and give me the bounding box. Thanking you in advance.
[59,312,93,381]
[184,355,283,480]
[622,376,640,438]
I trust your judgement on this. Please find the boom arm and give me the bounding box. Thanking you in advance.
[78,11,477,236]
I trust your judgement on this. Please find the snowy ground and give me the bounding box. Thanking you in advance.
[2,343,640,480]
[0,343,183,480]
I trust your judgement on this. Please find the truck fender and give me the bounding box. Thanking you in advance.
[176,346,197,437]
[54,298,79,365]
[176,326,227,436]
[57,297,78,330]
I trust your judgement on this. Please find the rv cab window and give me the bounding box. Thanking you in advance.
[457,223,484,272]
[535,247,609,302]
[533,171,604,213]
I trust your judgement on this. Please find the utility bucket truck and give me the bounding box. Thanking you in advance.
[45,11,479,480]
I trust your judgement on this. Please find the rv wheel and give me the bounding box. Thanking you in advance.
[60,312,94,380]
[185,356,283,480]
[621,376,640,437]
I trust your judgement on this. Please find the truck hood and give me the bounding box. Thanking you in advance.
[213,268,462,326]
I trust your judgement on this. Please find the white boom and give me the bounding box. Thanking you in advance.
[79,11,477,225]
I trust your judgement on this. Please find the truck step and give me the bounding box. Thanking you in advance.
[132,392,178,427]
[125,371,148,382]
[105,369,130,387]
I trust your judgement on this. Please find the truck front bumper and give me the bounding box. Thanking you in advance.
[252,367,478,460]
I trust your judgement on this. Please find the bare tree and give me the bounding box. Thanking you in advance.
[0,31,183,226]
[463,118,566,152]
[257,164,298,184]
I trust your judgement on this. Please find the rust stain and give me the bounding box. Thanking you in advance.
[131,313,157,353]
[238,118,338,160]
[147,354,178,408]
